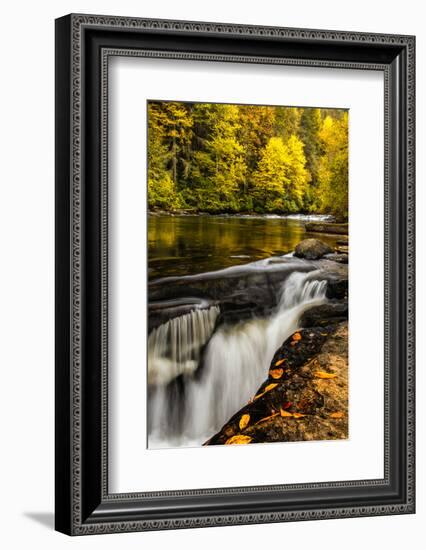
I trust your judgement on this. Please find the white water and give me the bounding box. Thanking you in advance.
[148,271,327,449]
[148,306,220,386]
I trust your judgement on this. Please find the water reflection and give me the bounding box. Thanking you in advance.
[148,214,340,280]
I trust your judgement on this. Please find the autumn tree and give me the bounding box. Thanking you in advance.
[317,112,349,220]
[146,100,348,219]
[147,103,180,208]
[189,104,246,212]
[252,135,308,213]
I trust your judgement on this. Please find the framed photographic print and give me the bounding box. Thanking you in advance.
[55,14,415,535]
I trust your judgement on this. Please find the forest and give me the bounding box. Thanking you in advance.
[147,101,348,221]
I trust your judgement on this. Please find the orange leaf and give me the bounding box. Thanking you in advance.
[274,358,286,367]
[329,412,345,419]
[225,435,252,445]
[292,412,306,419]
[239,414,250,430]
[280,408,293,417]
[253,383,278,401]
[292,332,302,341]
[314,371,337,379]
[255,413,279,425]
[269,368,284,379]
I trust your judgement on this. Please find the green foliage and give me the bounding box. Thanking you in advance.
[147,101,348,220]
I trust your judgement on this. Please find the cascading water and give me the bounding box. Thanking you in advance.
[148,271,327,449]
[148,306,220,386]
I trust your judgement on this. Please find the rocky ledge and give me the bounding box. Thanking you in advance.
[305,222,348,235]
[205,321,348,445]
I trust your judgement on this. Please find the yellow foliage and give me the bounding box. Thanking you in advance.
[239,414,250,430]
[255,413,279,425]
[253,383,278,401]
[225,435,252,445]
[269,368,284,379]
[314,371,337,379]
[329,412,344,419]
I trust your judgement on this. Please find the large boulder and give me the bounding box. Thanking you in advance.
[294,238,333,260]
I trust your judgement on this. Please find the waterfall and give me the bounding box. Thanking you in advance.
[148,306,220,386]
[148,271,327,449]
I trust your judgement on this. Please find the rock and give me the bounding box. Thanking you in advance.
[149,256,349,331]
[299,303,348,328]
[326,278,348,300]
[294,238,333,260]
[205,323,348,445]
[305,222,348,235]
[335,245,349,254]
[148,258,318,330]
[215,301,271,326]
[323,252,349,264]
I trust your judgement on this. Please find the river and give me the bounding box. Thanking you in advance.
[147,213,345,449]
[148,214,339,281]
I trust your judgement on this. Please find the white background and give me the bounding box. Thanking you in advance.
[110,58,384,492]
[0,0,423,548]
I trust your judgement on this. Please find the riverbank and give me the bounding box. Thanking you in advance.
[149,208,337,222]
[205,321,348,445]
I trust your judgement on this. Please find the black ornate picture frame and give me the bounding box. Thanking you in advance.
[55,14,415,535]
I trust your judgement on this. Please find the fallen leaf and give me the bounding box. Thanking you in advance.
[269,368,284,379]
[292,332,302,341]
[292,412,306,418]
[280,408,293,417]
[253,383,278,401]
[274,358,286,367]
[225,435,252,445]
[239,414,250,430]
[304,357,319,369]
[314,371,337,379]
[329,412,345,419]
[255,413,279,425]
[282,401,292,410]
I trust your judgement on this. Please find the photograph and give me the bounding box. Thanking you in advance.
[147,100,349,449]
[52,10,415,538]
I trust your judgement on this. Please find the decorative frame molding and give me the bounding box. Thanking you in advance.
[55,14,415,535]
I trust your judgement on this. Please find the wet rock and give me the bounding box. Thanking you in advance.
[294,239,333,260]
[148,259,317,330]
[149,254,349,330]
[323,252,349,264]
[305,222,348,235]
[326,278,348,300]
[299,303,348,328]
[215,301,271,326]
[205,323,348,446]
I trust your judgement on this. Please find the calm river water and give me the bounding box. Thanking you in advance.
[148,214,340,280]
